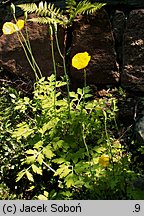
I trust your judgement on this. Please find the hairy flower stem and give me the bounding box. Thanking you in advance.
[16,32,39,80]
[82,123,93,181]
[13,14,42,79]
[103,111,115,176]
[49,25,57,114]
[54,29,70,116]
[83,69,87,106]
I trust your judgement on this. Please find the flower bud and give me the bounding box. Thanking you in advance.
[24,12,28,22]
[49,24,53,36]
[53,22,57,33]
[10,3,15,15]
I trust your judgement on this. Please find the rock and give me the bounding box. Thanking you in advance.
[118,97,135,126]
[121,9,144,92]
[92,0,144,7]
[135,115,144,144]
[112,10,125,69]
[0,14,65,81]
[70,8,119,89]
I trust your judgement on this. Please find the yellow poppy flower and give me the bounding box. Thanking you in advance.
[99,155,109,167]
[72,52,91,70]
[16,20,25,31]
[2,22,17,35]
[2,20,24,35]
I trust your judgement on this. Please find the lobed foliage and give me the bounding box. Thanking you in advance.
[0,77,139,199]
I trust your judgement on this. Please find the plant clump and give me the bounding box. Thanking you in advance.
[0,0,144,200]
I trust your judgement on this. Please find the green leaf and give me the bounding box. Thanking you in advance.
[93,146,106,153]
[52,158,65,164]
[31,164,42,175]
[56,81,66,87]
[85,102,95,109]
[9,93,16,99]
[52,139,64,150]
[75,161,90,174]
[84,86,91,94]
[37,194,48,200]
[84,93,92,98]
[24,97,30,104]
[34,140,43,149]
[56,100,67,107]
[69,92,78,99]
[54,164,71,178]
[44,191,49,197]
[65,173,75,188]
[43,146,55,159]
[77,88,83,95]
[26,149,37,155]
[16,170,25,182]
[39,117,59,135]
[25,170,34,182]
[27,186,35,191]
[12,122,34,140]
[37,153,44,165]
[26,155,36,164]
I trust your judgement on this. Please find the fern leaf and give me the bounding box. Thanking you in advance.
[86,3,106,15]
[17,0,105,27]
[28,17,65,26]
[68,0,106,25]
[75,0,105,15]
[17,3,38,13]
[35,2,64,20]
[66,0,77,12]
[17,2,65,24]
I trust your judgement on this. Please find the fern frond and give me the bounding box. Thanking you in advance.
[67,0,106,25]
[74,0,105,15]
[86,3,106,15]
[17,0,106,27]
[17,2,65,22]
[17,3,38,13]
[65,0,77,12]
[28,17,65,26]
[36,2,64,19]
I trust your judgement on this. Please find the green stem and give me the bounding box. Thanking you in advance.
[83,69,87,105]
[54,29,70,115]
[24,24,42,78]
[84,69,87,89]
[103,111,115,176]
[25,23,35,71]
[16,31,39,80]
[82,123,93,180]
[13,15,42,79]
[49,25,57,114]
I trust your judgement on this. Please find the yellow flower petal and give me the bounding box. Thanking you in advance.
[2,22,16,35]
[99,155,109,167]
[2,20,24,35]
[16,20,25,31]
[72,52,91,70]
